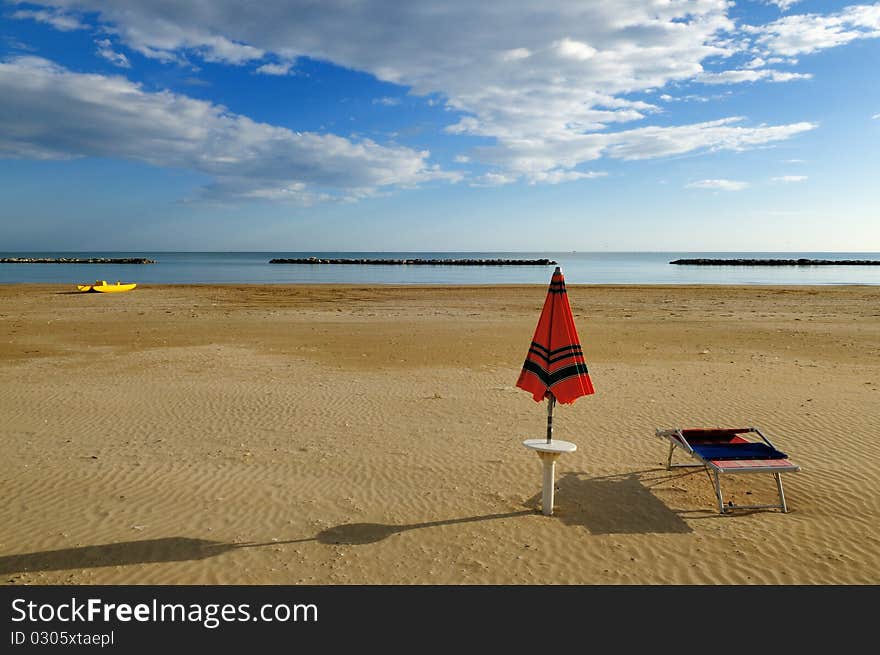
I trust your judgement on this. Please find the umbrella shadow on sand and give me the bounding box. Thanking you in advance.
[0,484,693,575]
[0,538,247,575]
[0,511,535,575]
[528,471,693,535]
[312,510,533,545]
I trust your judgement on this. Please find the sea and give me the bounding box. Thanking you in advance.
[1,252,879,285]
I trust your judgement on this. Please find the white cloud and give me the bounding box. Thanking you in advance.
[0,56,453,202]
[749,4,880,56]
[95,39,131,68]
[500,48,531,61]
[686,179,749,191]
[181,35,265,65]
[3,37,36,51]
[873,113,880,119]
[527,170,606,185]
[554,38,597,61]
[4,1,768,180]
[767,71,813,82]
[766,1,802,10]
[255,61,293,75]
[771,175,807,182]
[6,2,826,184]
[468,117,815,184]
[470,172,518,187]
[373,97,401,106]
[659,93,713,103]
[11,8,86,31]
[598,117,815,161]
[697,68,812,84]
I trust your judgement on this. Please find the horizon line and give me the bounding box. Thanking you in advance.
[3,250,880,255]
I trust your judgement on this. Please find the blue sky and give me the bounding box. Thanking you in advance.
[0,0,878,251]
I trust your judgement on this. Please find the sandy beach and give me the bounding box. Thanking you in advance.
[1,283,878,585]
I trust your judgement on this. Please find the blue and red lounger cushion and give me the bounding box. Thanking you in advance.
[691,443,788,461]
[681,429,751,443]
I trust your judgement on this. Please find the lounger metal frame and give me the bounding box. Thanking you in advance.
[655,427,800,514]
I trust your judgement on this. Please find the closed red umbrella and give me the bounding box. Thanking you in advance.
[517,266,594,443]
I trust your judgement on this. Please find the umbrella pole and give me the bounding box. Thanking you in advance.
[546,393,556,444]
[543,394,557,513]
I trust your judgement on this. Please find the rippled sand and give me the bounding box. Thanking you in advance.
[1,284,878,584]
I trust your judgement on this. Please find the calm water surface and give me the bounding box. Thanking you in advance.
[1,252,879,285]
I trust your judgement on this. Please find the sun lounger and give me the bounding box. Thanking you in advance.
[655,427,800,514]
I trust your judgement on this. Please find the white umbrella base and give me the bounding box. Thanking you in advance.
[522,439,577,516]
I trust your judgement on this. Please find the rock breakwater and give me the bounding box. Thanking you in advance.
[670,258,880,266]
[269,257,557,266]
[0,257,155,264]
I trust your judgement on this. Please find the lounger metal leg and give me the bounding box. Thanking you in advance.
[665,442,702,469]
[712,470,725,514]
[775,472,788,513]
[712,471,789,514]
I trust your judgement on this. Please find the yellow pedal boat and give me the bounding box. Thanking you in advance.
[77,280,137,293]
